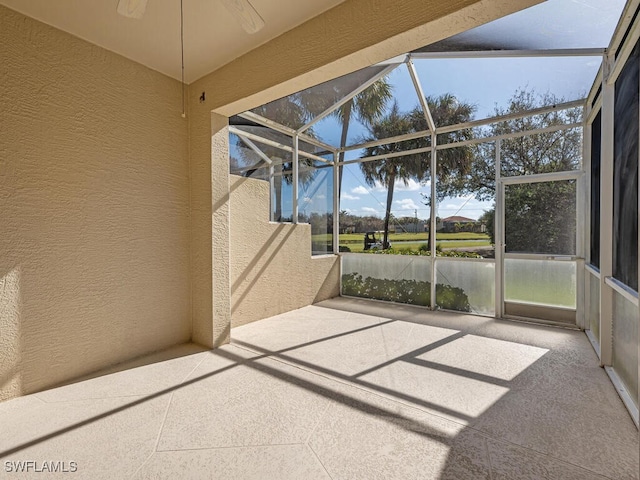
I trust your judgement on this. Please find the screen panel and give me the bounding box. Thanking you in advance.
[613,39,639,292]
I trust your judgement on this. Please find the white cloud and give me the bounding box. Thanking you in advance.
[395,178,422,192]
[341,193,360,200]
[316,194,326,200]
[361,207,379,214]
[371,178,422,192]
[395,198,419,210]
[351,186,369,195]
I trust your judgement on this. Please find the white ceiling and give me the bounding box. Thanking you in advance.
[1,0,346,83]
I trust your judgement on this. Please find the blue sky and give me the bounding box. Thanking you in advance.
[233,0,626,223]
[314,56,602,221]
[231,56,603,222]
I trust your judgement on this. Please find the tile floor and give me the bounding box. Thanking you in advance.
[0,297,637,479]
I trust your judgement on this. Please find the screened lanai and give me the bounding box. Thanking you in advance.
[228,0,638,427]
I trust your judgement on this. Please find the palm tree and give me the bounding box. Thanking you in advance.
[410,94,476,199]
[359,94,477,250]
[235,76,392,222]
[410,94,476,250]
[236,93,324,221]
[359,102,427,248]
[333,78,393,198]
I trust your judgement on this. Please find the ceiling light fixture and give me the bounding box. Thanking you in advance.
[219,0,265,34]
[117,0,265,34]
[116,0,148,19]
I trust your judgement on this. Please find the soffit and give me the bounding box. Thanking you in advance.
[0,0,346,83]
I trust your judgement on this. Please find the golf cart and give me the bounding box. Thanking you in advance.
[363,231,388,251]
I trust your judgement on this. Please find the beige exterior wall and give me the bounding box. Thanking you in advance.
[229,176,339,327]
[0,6,191,401]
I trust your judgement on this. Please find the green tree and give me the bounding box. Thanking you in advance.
[465,89,582,254]
[236,76,392,222]
[411,94,477,199]
[236,92,324,221]
[479,209,495,244]
[358,94,476,249]
[334,78,393,197]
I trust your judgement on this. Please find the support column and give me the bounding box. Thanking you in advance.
[430,133,437,311]
[333,153,340,254]
[600,55,615,366]
[192,112,231,348]
[293,134,299,224]
[495,139,504,318]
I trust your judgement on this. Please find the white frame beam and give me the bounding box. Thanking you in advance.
[409,49,606,60]
[292,135,299,224]
[600,53,615,367]
[333,152,340,255]
[495,139,504,318]
[608,0,640,85]
[229,126,333,164]
[297,63,401,134]
[406,60,436,132]
[437,122,582,151]
[341,130,431,153]
[437,100,584,135]
[237,111,336,154]
[430,132,437,311]
[237,135,272,165]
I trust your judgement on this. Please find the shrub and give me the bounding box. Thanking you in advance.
[341,273,471,311]
[359,246,481,258]
[437,250,482,258]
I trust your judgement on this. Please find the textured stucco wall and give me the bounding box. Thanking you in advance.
[0,6,191,401]
[229,176,339,327]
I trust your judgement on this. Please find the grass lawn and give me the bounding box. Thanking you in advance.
[340,240,491,253]
[312,232,490,244]
[312,231,492,254]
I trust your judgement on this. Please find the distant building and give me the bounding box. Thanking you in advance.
[440,216,485,233]
[395,221,427,233]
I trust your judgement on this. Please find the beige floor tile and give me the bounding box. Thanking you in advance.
[416,334,548,381]
[315,297,424,322]
[487,439,611,480]
[157,347,336,451]
[232,307,389,354]
[308,384,491,480]
[0,394,170,479]
[2,298,637,479]
[35,344,209,402]
[358,358,510,424]
[236,319,459,381]
[473,390,639,478]
[133,444,330,480]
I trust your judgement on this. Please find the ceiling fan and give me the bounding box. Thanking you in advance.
[116,0,265,34]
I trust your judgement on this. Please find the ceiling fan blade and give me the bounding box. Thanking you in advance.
[219,0,265,34]
[117,0,148,19]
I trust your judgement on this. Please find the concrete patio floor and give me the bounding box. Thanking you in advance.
[0,297,638,479]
